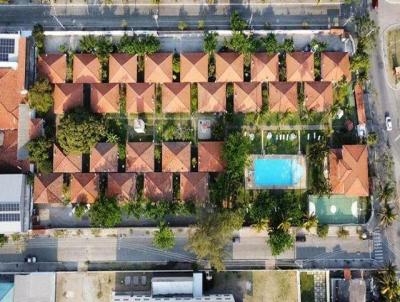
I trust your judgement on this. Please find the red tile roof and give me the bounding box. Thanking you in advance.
[329,145,369,196]
[198,82,226,113]
[180,172,208,202]
[70,173,99,204]
[37,54,66,83]
[90,83,120,113]
[53,83,83,114]
[53,144,82,173]
[29,118,44,140]
[107,173,136,202]
[304,81,333,112]
[162,142,191,172]
[321,52,351,82]
[33,173,63,204]
[251,53,279,82]
[109,53,137,83]
[234,82,262,113]
[354,84,366,124]
[144,53,173,83]
[73,54,101,83]
[180,53,208,83]
[0,130,29,173]
[162,83,190,113]
[126,83,155,113]
[268,82,298,112]
[126,142,154,172]
[215,53,244,82]
[90,143,118,172]
[198,141,225,172]
[0,37,27,130]
[286,52,314,82]
[144,172,173,201]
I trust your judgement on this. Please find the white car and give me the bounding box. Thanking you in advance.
[386,116,393,131]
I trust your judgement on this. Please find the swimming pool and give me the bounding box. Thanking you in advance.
[245,155,307,190]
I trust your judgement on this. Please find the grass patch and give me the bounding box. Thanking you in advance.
[387,29,400,84]
[300,272,315,302]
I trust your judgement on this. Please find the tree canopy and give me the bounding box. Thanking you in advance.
[261,34,279,54]
[153,223,176,250]
[230,10,248,31]
[117,34,161,56]
[203,32,218,55]
[26,136,52,173]
[267,228,294,256]
[28,78,53,114]
[186,209,244,271]
[57,108,107,154]
[89,195,122,228]
[32,24,45,54]
[225,32,260,55]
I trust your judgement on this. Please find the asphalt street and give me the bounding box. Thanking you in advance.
[0,2,351,31]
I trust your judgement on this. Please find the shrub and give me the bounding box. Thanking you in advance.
[203,32,218,55]
[32,24,45,54]
[89,195,122,228]
[74,203,87,219]
[28,79,53,114]
[317,224,329,238]
[337,227,349,238]
[178,21,188,31]
[261,33,279,54]
[0,234,8,247]
[26,137,52,173]
[57,108,106,154]
[230,10,248,31]
[117,34,161,56]
[367,132,378,145]
[198,20,205,30]
[153,223,175,250]
[267,228,294,256]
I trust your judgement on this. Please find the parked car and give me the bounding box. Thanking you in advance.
[385,115,393,131]
[372,0,378,9]
[25,255,37,263]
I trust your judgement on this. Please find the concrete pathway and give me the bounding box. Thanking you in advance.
[313,271,327,302]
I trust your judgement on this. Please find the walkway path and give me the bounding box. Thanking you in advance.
[373,228,385,266]
[242,124,326,131]
[313,271,327,302]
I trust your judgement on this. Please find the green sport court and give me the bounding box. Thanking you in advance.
[309,195,368,225]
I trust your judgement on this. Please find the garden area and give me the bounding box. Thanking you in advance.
[386,27,400,85]
[300,272,315,302]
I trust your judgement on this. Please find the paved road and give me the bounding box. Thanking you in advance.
[0,2,352,31]
[369,0,400,268]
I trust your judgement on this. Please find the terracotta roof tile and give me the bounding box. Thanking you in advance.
[251,53,279,82]
[70,173,99,204]
[106,173,136,202]
[198,141,225,172]
[126,142,154,172]
[0,130,29,173]
[37,54,66,83]
[215,53,244,82]
[198,82,226,113]
[144,53,173,83]
[162,83,190,113]
[53,83,83,114]
[286,52,314,82]
[180,172,208,203]
[33,173,63,204]
[53,144,82,173]
[126,83,155,113]
[109,53,137,83]
[180,53,208,83]
[234,82,262,113]
[29,118,44,140]
[321,52,351,82]
[355,84,366,124]
[90,83,120,113]
[268,82,298,112]
[304,81,333,112]
[144,172,173,201]
[90,143,118,172]
[0,38,27,130]
[162,142,191,172]
[73,54,101,83]
[329,145,369,196]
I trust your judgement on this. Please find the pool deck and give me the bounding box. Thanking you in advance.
[245,154,307,190]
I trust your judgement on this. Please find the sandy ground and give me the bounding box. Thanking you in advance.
[56,272,116,302]
[244,271,298,302]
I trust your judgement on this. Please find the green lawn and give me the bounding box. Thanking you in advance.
[300,272,315,302]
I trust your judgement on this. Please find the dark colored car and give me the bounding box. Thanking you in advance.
[372,0,378,9]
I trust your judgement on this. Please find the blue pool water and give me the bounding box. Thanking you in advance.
[254,158,304,187]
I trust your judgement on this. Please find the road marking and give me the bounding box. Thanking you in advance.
[394,134,400,142]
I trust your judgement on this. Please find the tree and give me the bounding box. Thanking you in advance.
[310,39,328,52]
[267,228,294,256]
[186,210,244,271]
[337,226,349,238]
[280,38,295,53]
[303,214,318,231]
[28,79,53,114]
[251,218,269,233]
[378,182,396,204]
[198,20,205,30]
[317,224,329,238]
[79,35,98,53]
[74,203,87,219]
[333,78,351,105]
[379,202,397,228]
[57,108,106,154]
[89,196,122,228]
[203,32,218,55]
[367,132,378,145]
[32,24,45,54]
[278,218,292,232]
[261,33,279,54]
[0,234,8,247]
[225,32,260,56]
[307,141,328,166]
[355,14,378,51]
[26,137,52,173]
[350,50,370,73]
[178,21,188,31]
[117,34,160,56]
[153,223,175,250]
[376,263,400,301]
[230,10,248,31]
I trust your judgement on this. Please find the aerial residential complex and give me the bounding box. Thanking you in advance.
[0,0,399,301]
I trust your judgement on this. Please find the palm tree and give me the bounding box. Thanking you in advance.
[377,263,400,301]
[378,182,396,204]
[303,214,318,231]
[278,218,292,232]
[379,202,398,228]
[251,218,269,233]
